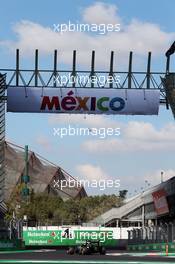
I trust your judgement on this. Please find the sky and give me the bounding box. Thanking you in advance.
[1,0,175,196]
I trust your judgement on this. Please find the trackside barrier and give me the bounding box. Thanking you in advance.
[128,223,175,244]
[128,242,175,253]
[0,239,23,251]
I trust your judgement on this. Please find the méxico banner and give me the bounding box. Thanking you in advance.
[7,86,160,115]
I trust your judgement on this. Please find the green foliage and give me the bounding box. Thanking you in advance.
[119,190,128,199]
[6,192,124,224]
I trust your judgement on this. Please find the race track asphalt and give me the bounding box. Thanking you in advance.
[0,249,175,263]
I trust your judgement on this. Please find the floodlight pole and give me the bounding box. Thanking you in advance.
[21,145,30,201]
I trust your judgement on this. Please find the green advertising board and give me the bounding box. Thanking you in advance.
[23,229,117,247]
[128,242,175,253]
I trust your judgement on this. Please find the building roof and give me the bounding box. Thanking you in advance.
[91,176,175,225]
[4,141,87,201]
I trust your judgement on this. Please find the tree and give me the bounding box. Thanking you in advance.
[119,190,128,199]
[5,192,124,224]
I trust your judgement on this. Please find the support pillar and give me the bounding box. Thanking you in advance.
[0,74,6,202]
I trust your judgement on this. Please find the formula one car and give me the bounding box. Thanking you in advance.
[67,240,106,255]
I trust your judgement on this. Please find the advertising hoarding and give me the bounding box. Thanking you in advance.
[152,189,169,216]
[7,87,159,115]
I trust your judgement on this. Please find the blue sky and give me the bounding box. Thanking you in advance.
[1,0,175,196]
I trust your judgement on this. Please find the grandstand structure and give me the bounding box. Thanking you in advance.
[91,176,175,227]
[4,141,87,202]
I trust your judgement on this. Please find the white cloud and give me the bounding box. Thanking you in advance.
[82,2,121,25]
[121,169,175,197]
[76,163,111,181]
[48,113,121,129]
[35,135,52,151]
[124,121,175,141]
[75,164,175,194]
[82,121,175,153]
[1,2,174,68]
[143,169,175,186]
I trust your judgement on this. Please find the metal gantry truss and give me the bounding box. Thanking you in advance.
[0,49,172,106]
